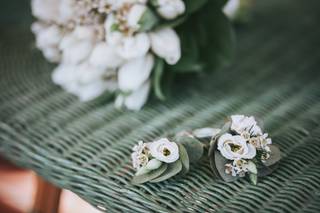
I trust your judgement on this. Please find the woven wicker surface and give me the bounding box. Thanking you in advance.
[1,0,320,212]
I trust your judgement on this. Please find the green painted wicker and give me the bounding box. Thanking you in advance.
[1,0,320,212]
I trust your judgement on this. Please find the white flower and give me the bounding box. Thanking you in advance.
[104,14,125,45]
[32,23,63,62]
[249,133,272,150]
[225,159,257,177]
[193,128,221,138]
[62,40,94,65]
[60,26,98,65]
[115,80,151,111]
[52,63,117,101]
[42,47,61,63]
[89,42,124,69]
[31,0,76,24]
[218,133,256,160]
[57,0,76,23]
[31,0,60,22]
[230,115,263,136]
[155,0,186,20]
[116,33,150,60]
[132,141,150,169]
[150,28,181,65]
[127,4,147,30]
[118,54,154,91]
[223,0,240,20]
[34,24,63,49]
[148,138,180,163]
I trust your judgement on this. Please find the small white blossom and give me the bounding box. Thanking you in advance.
[127,4,148,30]
[131,141,150,169]
[218,133,256,160]
[118,54,154,92]
[150,28,181,65]
[115,80,151,111]
[225,159,257,177]
[89,42,124,69]
[223,0,240,20]
[116,33,151,60]
[155,0,186,20]
[52,63,117,101]
[231,115,263,136]
[148,138,180,163]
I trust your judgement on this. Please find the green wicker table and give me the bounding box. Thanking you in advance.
[1,0,320,212]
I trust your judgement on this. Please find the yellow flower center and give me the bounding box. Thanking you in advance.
[163,148,171,156]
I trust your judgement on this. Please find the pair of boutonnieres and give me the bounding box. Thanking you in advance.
[131,115,281,185]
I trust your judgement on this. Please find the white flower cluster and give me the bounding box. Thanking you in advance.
[131,138,179,175]
[31,0,185,110]
[218,115,272,177]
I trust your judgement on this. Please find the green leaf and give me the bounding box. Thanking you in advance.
[188,1,236,71]
[156,16,188,30]
[152,57,166,100]
[184,0,208,14]
[174,136,204,163]
[214,150,238,182]
[249,173,258,185]
[178,144,190,175]
[210,122,231,146]
[150,160,182,183]
[131,164,167,185]
[263,145,281,167]
[170,32,204,73]
[258,163,279,177]
[138,7,159,32]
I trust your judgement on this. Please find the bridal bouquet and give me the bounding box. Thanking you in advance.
[31,0,252,110]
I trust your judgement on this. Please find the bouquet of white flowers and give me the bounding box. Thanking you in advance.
[31,0,253,110]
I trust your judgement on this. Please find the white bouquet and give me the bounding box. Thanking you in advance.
[31,0,253,110]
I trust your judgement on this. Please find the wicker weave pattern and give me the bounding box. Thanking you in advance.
[1,0,320,212]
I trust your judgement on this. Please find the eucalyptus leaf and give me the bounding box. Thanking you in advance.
[258,163,279,177]
[178,144,190,175]
[249,173,258,185]
[174,136,204,163]
[208,141,220,178]
[152,57,166,100]
[131,164,167,185]
[210,122,231,146]
[214,150,238,182]
[263,145,281,167]
[150,160,182,183]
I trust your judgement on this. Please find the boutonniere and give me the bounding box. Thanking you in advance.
[208,115,281,185]
[131,133,206,184]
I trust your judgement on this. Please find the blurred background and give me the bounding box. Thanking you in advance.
[0,1,102,212]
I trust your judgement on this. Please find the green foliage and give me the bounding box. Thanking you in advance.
[263,145,281,167]
[178,144,190,175]
[175,135,204,163]
[184,0,208,14]
[150,160,182,182]
[139,7,159,32]
[171,0,235,73]
[249,173,258,185]
[152,57,166,100]
[131,164,168,185]
[214,150,238,182]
